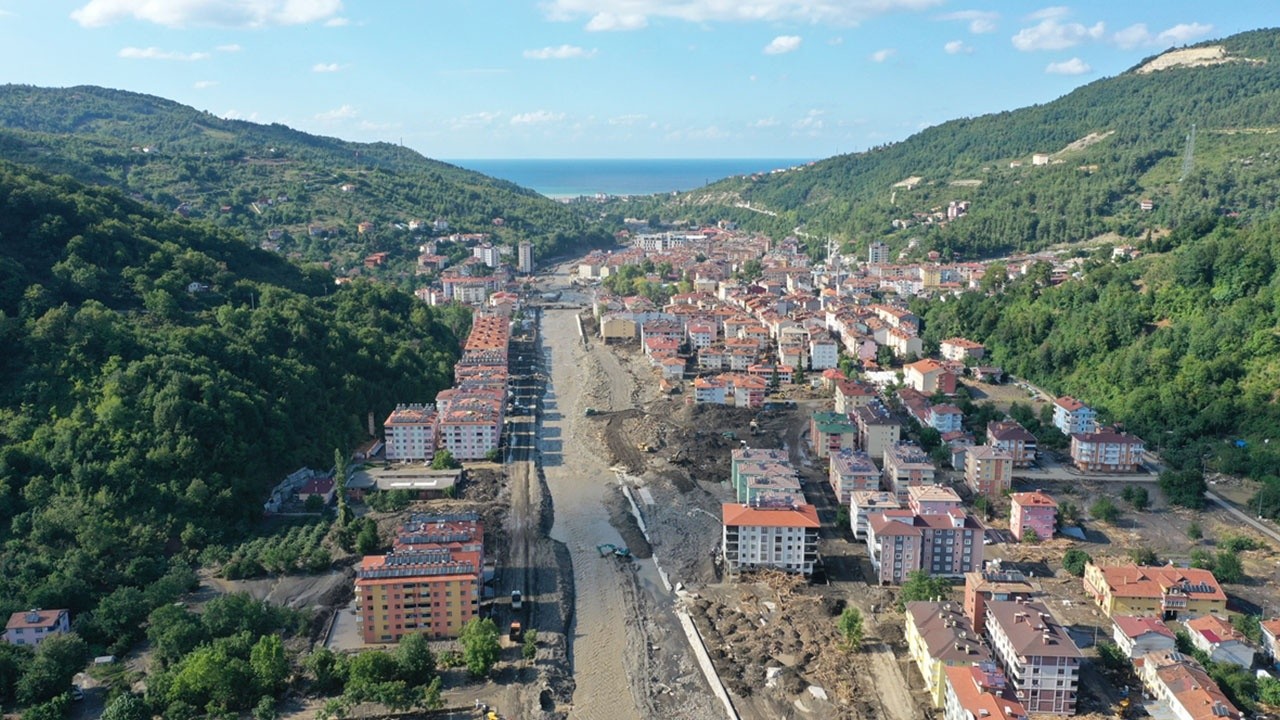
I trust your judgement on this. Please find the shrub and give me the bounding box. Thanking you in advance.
[1062,549,1091,577]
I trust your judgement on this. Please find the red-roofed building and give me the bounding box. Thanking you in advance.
[3,609,70,647]
[721,503,820,576]
[1112,615,1176,660]
[942,663,1028,720]
[940,337,986,363]
[1084,563,1226,619]
[1069,429,1145,472]
[1262,617,1280,667]
[1138,651,1242,720]
[904,358,956,394]
[1009,491,1057,542]
[1185,615,1255,668]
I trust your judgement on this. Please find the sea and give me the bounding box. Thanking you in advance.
[446,158,813,199]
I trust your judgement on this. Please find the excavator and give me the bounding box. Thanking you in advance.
[596,543,633,559]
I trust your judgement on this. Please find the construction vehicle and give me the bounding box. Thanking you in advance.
[509,621,523,642]
[596,543,633,559]
[749,418,760,435]
[637,442,654,452]
[583,407,598,416]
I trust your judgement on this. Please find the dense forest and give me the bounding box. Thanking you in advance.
[0,85,614,279]
[914,213,1280,515]
[636,28,1280,259]
[0,162,468,639]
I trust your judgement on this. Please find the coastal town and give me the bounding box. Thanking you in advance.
[17,216,1280,720]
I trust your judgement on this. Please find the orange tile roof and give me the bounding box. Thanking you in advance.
[1098,565,1226,602]
[722,503,820,529]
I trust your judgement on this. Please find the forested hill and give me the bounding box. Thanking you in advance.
[0,84,611,267]
[0,161,468,620]
[915,213,1280,514]
[656,28,1280,258]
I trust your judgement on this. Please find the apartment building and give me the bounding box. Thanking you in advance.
[986,420,1037,468]
[868,509,984,584]
[1137,651,1242,720]
[964,566,1038,636]
[1009,492,1057,542]
[384,403,438,462]
[984,600,1082,715]
[811,411,858,458]
[850,491,900,540]
[355,513,484,643]
[730,448,803,506]
[908,485,962,516]
[906,601,992,707]
[964,444,1013,499]
[883,442,937,501]
[721,503,820,575]
[1069,430,1145,472]
[829,449,880,505]
[854,400,901,460]
[940,337,986,362]
[1052,396,1097,435]
[942,663,1028,720]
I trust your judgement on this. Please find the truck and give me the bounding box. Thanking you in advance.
[509,621,523,642]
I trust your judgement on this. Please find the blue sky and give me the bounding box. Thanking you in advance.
[0,1,1274,159]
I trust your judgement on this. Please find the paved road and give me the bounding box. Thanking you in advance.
[1204,490,1280,547]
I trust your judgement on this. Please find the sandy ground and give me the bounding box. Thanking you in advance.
[540,301,722,720]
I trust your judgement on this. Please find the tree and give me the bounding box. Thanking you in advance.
[431,449,460,470]
[305,647,347,695]
[0,644,31,706]
[420,676,444,710]
[1022,528,1041,544]
[250,634,289,696]
[1057,501,1081,528]
[147,604,209,668]
[1187,521,1203,540]
[837,607,864,651]
[1062,549,1091,577]
[898,571,951,608]
[522,629,538,661]
[17,633,88,705]
[1230,613,1262,644]
[1120,485,1150,510]
[254,695,279,720]
[101,694,149,720]
[395,633,436,686]
[792,364,806,386]
[1127,547,1158,566]
[458,618,500,677]
[973,496,991,521]
[1090,497,1121,523]
[1160,470,1207,509]
[355,520,381,555]
[333,448,350,526]
[1214,551,1245,583]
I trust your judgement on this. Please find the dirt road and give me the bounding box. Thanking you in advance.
[540,302,720,720]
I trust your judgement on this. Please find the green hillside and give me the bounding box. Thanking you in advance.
[915,213,1280,516]
[648,28,1280,258]
[0,161,468,649]
[0,85,611,276]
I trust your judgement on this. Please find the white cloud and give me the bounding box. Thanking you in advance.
[585,12,647,30]
[222,109,258,121]
[764,35,802,55]
[215,43,240,52]
[450,111,502,129]
[324,16,349,26]
[608,114,647,125]
[73,0,343,28]
[750,117,781,128]
[1011,14,1105,51]
[193,80,219,89]
[944,40,972,54]
[869,48,896,62]
[312,62,343,73]
[1113,21,1213,49]
[937,9,998,34]
[315,104,358,122]
[548,0,946,31]
[1045,57,1091,75]
[523,44,597,60]
[118,46,209,61]
[1028,6,1069,21]
[828,36,844,45]
[510,110,565,125]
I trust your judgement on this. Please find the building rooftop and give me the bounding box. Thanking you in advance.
[1093,564,1226,603]
[722,503,820,529]
[985,600,1082,659]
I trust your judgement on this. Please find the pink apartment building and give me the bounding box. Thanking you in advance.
[1010,491,1058,541]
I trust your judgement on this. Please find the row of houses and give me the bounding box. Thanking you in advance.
[385,311,513,462]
